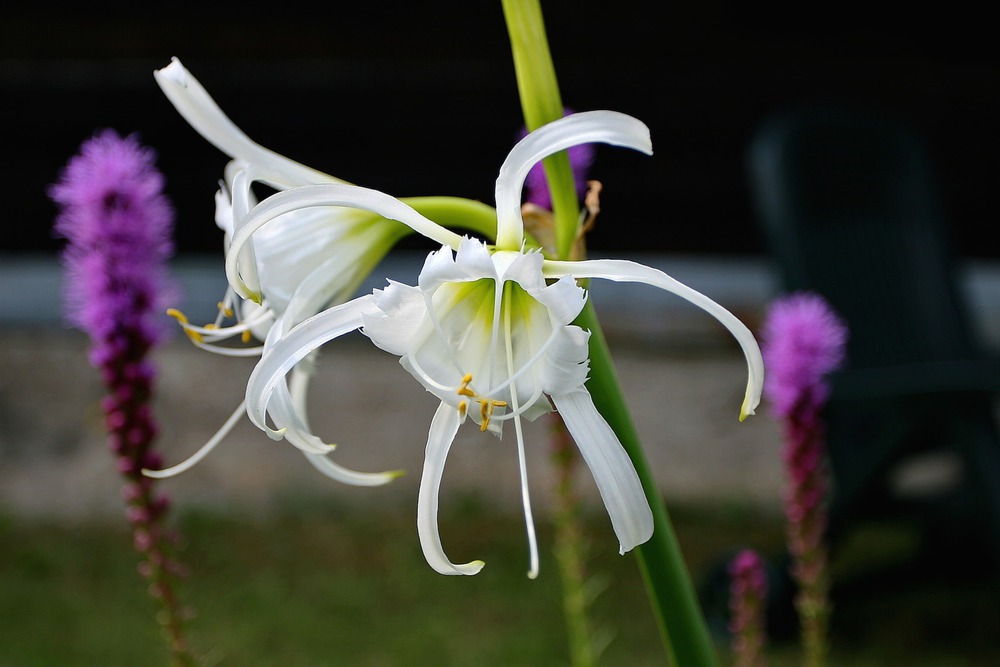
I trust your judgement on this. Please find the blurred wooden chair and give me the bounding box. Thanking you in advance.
[746,105,1000,575]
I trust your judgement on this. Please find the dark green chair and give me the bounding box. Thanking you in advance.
[746,105,1000,573]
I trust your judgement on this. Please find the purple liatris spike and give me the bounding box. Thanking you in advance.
[760,291,847,667]
[520,108,596,209]
[51,129,177,355]
[728,548,769,667]
[761,291,848,420]
[50,129,194,665]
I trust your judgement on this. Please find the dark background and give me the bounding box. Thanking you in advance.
[3,2,996,259]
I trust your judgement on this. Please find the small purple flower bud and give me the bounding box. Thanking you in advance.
[116,456,137,474]
[728,548,768,667]
[125,486,147,506]
[134,529,152,552]
[106,410,127,430]
[520,108,596,210]
[126,505,151,524]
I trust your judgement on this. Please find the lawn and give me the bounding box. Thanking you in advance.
[1,495,997,666]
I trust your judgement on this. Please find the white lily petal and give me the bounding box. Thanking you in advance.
[417,238,497,292]
[495,110,653,250]
[227,161,376,306]
[227,184,464,301]
[532,274,588,327]
[245,294,378,436]
[229,166,262,299]
[550,389,653,553]
[536,324,591,396]
[287,367,403,486]
[142,401,247,479]
[362,281,427,356]
[303,452,404,487]
[154,57,338,188]
[418,402,486,575]
[256,340,334,456]
[254,208,394,314]
[214,186,237,238]
[545,258,764,420]
[263,380,335,454]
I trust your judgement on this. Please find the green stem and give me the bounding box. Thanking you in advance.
[403,196,498,242]
[550,413,597,667]
[500,0,718,662]
[577,301,719,667]
[500,0,580,259]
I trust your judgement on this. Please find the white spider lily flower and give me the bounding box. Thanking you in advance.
[239,110,764,577]
[147,58,407,486]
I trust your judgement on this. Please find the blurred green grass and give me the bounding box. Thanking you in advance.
[1,496,997,666]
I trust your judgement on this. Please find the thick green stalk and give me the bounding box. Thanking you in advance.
[577,301,719,667]
[502,1,719,664]
[502,3,602,665]
[404,196,499,241]
[501,0,580,260]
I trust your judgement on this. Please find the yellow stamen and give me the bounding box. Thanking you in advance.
[241,330,252,344]
[476,398,507,431]
[217,302,234,318]
[457,373,476,397]
[455,374,506,430]
[166,308,203,343]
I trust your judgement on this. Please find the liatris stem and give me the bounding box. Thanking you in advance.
[550,412,599,667]
[50,129,196,666]
[782,402,832,667]
[104,362,194,666]
[728,549,769,667]
[761,292,847,667]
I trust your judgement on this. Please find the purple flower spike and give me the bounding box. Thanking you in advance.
[50,130,194,665]
[51,129,178,350]
[760,291,847,667]
[761,291,848,420]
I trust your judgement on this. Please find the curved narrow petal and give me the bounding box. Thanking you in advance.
[154,57,338,189]
[142,401,247,478]
[550,389,653,554]
[417,402,486,575]
[545,258,764,420]
[245,294,377,437]
[229,165,262,299]
[227,184,464,301]
[263,379,335,454]
[303,452,405,486]
[287,364,404,486]
[494,111,653,250]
